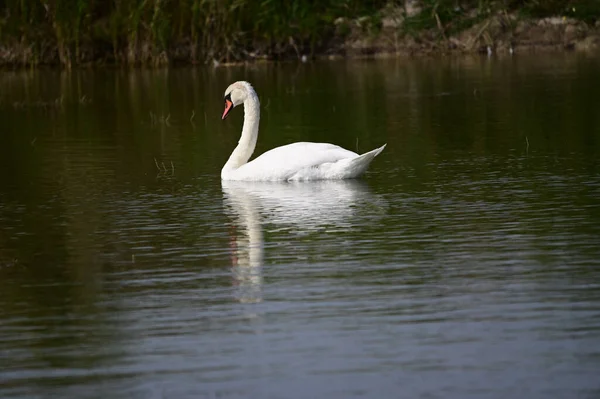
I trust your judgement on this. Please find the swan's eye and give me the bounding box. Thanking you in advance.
[224,93,232,102]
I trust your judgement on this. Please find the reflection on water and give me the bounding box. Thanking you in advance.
[223,180,383,303]
[224,180,381,229]
[1,55,600,399]
[223,182,264,304]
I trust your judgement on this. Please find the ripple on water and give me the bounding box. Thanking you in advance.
[2,62,600,399]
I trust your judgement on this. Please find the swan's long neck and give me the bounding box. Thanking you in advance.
[222,91,260,174]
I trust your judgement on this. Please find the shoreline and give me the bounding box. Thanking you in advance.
[332,13,600,60]
[1,13,598,68]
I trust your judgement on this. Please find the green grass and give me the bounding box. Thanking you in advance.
[402,0,600,41]
[1,0,599,66]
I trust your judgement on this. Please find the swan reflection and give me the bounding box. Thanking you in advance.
[222,180,381,303]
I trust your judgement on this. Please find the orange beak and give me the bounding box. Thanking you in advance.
[222,99,233,120]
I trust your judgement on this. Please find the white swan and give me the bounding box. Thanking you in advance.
[221,81,386,181]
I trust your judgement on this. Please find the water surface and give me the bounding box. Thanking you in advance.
[1,54,600,398]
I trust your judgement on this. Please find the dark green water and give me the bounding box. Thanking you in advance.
[1,54,600,399]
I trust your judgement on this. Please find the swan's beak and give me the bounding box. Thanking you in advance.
[222,99,233,120]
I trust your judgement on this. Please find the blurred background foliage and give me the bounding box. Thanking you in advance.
[0,0,598,66]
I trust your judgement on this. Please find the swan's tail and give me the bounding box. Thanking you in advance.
[343,143,387,178]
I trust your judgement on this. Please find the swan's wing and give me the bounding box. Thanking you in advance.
[255,142,358,164]
[236,142,358,181]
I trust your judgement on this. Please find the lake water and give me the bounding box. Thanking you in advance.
[1,54,599,399]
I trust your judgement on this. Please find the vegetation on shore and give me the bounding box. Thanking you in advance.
[1,0,599,67]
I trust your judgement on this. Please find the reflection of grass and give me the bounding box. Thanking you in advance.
[154,158,175,177]
[7,95,93,109]
[149,112,171,126]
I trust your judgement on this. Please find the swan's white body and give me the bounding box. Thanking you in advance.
[221,81,386,181]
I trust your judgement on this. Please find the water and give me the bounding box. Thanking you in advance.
[1,55,600,399]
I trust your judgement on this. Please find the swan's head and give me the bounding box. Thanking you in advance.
[222,81,255,120]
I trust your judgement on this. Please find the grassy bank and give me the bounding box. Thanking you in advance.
[1,0,599,67]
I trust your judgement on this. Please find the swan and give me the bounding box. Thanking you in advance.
[221,81,386,181]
